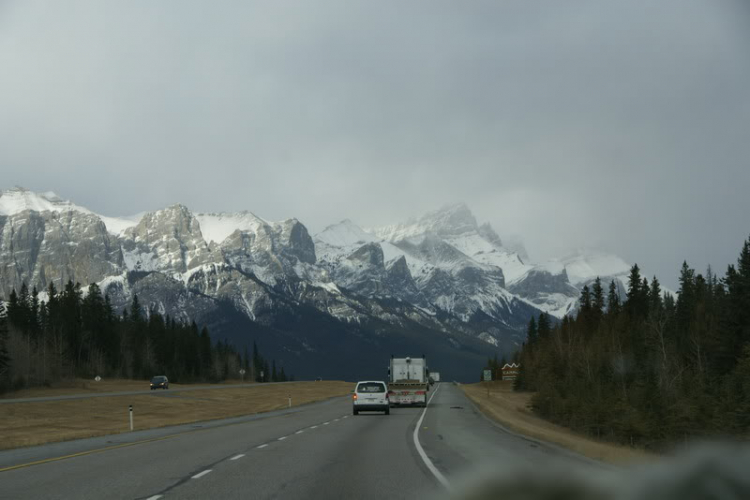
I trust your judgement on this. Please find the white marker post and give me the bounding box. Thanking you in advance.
[288,395,292,408]
[129,404,134,431]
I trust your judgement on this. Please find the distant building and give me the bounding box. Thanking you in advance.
[501,363,520,381]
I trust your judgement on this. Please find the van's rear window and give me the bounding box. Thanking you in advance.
[357,383,385,393]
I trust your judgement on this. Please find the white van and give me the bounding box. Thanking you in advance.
[352,381,390,415]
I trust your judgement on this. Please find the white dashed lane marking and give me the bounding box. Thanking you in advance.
[230,454,245,461]
[192,470,212,479]
[146,496,163,500]
[311,425,318,429]
[295,430,304,434]
[323,422,330,425]
[257,444,269,449]
[278,436,287,441]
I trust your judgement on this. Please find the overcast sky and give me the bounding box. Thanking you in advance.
[1,1,749,288]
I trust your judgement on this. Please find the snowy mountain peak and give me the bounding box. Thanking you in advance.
[560,249,632,285]
[478,222,502,246]
[316,219,377,248]
[373,202,479,242]
[195,211,267,245]
[0,187,91,216]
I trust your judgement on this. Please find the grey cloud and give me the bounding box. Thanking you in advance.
[1,0,749,288]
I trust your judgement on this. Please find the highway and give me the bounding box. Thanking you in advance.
[0,383,598,500]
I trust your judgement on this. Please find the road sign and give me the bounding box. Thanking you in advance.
[483,369,492,382]
[239,369,246,375]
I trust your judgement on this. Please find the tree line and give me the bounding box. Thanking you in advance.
[514,236,750,450]
[0,281,290,393]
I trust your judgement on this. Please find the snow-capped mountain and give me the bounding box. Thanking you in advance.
[0,188,647,380]
[318,204,540,341]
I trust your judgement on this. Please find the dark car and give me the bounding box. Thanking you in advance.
[150,375,169,390]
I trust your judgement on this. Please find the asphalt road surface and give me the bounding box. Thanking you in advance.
[0,383,599,500]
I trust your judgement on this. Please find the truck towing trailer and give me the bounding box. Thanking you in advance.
[388,355,429,407]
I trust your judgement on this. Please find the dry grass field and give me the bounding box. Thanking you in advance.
[461,381,654,465]
[0,381,353,450]
[0,378,250,400]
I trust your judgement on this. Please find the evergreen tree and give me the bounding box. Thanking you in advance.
[649,277,663,317]
[29,286,40,335]
[607,280,621,314]
[537,313,551,340]
[579,285,592,319]
[526,316,538,348]
[130,295,143,323]
[200,326,212,377]
[592,277,605,318]
[0,303,10,388]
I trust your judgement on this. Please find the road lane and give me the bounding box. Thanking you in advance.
[0,383,596,499]
[418,383,600,484]
[0,397,357,499]
[161,406,438,500]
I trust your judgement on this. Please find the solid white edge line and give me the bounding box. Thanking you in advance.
[413,383,451,490]
[257,444,269,449]
[192,469,212,479]
[230,454,245,461]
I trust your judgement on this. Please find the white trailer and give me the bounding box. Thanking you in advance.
[430,372,441,383]
[388,356,429,407]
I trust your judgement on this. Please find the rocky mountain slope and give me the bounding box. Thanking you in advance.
[0,187,644,380]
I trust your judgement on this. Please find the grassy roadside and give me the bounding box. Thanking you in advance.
[461,381,653,465]
[0,380,353,450]
[0,378,251,400]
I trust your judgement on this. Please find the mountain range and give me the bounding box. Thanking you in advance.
[0,187,641,381]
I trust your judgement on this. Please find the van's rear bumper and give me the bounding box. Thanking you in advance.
[353,404,389,412]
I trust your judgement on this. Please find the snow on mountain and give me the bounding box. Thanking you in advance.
[0,187,144,236]
[195,212,269,246]
[0,189,653,346]
[372,202,480,241]
[98,214,143,235]
[444,232,531,283]
[0,187,92,216]
[316,219,378,248]
[317,207,542,333]
[561,250,632,286]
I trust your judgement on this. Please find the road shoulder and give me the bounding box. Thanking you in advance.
[460,381,653,466]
